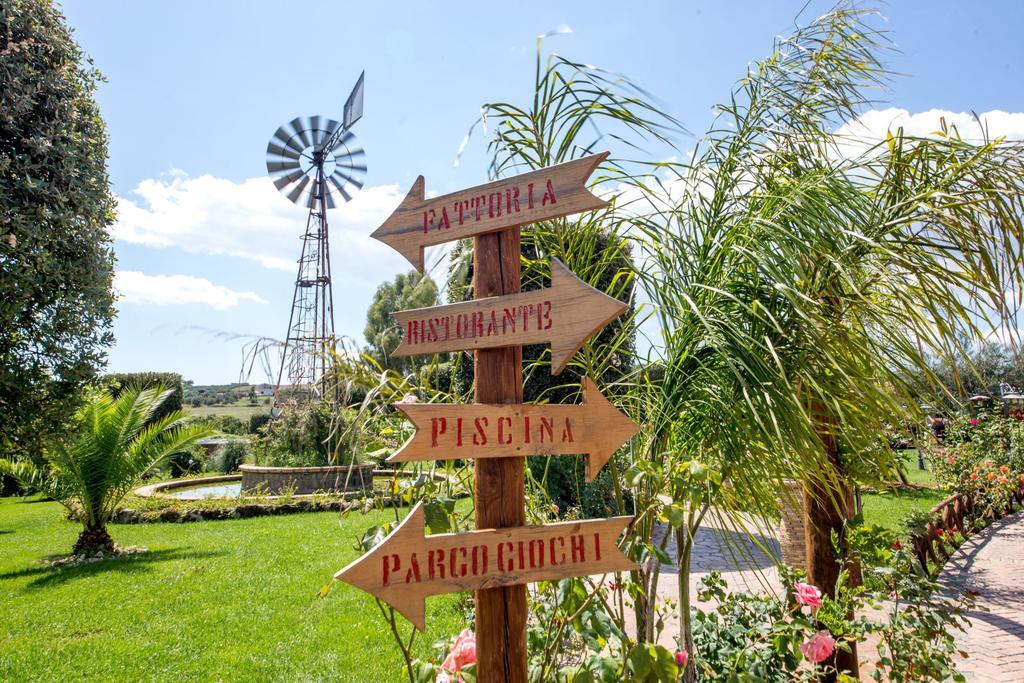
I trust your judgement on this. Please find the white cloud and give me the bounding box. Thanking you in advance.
[834,108,1024,159]
[111,173,410,278]
[114,270,268,310]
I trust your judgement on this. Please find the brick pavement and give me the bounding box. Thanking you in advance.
[939,511,1024,682]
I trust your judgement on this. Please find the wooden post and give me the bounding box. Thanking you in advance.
[473,229,527,682]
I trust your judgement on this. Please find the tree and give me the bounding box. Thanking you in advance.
[363,270,439,374]
[0,385,210,554]
[0,0,117,464]
[633,8,1024,679]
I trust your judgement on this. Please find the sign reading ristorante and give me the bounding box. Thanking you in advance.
[370,153,608,271]
[392,260,627,375]
[335,503,634,631]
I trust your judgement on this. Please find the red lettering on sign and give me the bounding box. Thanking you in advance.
[456,417,464,447]
[594,533,602,561]
[542,300,552,330]
[529,539,545,569]
[571,534,585,563]
[473,417,489,445]
[431,418,446,447]
[523,416,531,444]
[438,207,450,230]
[503,307,516,334]
[527,182,535,209]
[498,416,512,445]
[542,179,557,206]
[561,418,574,443]
[383,553,400,587]
[540,417,554,443]
[498,541,513,571]
[405,553,422,584]
[549,536,566,565]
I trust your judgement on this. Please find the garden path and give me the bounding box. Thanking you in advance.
[642,512,783,649]
[939,510,1024,682]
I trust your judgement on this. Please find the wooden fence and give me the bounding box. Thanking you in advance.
[911,487,1024,571]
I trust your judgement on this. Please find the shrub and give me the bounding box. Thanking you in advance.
[212,440,249,473]
[249,413,272,434]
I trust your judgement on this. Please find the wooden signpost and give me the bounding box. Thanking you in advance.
[389,377,639,482]
[370,153,609,272]
[343,152,635,682]
[335,503,634,632]
[391,259,627,375]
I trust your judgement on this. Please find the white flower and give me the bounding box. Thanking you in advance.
[398,393,419,404]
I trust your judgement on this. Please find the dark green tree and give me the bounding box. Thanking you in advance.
[363,270,439,374]
[0,0,116,464]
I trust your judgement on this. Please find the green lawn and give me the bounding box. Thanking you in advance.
[0,497,463,682]
[861,486,946,534]
[188,403,270,420]
[897,448,935,486]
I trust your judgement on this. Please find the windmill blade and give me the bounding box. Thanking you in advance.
[309,115,325,148]
[334,160,367,173]
[327,175,352,203]
[333,169,364,190]
[289,117,312,149]
[324,190,336,210]
[266,141,302,161]
[287,175,313,204]
[267,158,301,174]
[272,125,304,154]
[273,167,306,191]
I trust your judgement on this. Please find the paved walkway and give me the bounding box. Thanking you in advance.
[939,511,1024,682]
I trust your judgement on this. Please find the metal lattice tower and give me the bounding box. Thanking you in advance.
[265,73,365,405]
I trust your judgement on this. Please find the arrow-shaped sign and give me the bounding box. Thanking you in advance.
[371,153,609,271]
[388,377,638,481]
[392,259,626,375]
[336,502,635,631]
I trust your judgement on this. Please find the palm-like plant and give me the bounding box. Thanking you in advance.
[1,385,210,555]
[634,6,1024,678]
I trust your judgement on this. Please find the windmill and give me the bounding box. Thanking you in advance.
[265,72,366,406]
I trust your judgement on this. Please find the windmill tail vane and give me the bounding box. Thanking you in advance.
[265,72,366,408]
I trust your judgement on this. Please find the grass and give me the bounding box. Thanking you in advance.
[0,497,463,682]
[860,487,947,534]
[897,448,935,486]
[852,447,945,536]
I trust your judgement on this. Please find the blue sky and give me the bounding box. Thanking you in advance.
[60,0,1024,384]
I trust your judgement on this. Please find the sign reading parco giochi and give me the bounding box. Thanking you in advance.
[335,503,634,631]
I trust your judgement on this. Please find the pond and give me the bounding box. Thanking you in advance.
[165,481,243,499]
[158,474,418,500]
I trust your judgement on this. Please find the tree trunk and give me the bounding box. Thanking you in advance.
[803,395,860,680]
[73,523,116,555]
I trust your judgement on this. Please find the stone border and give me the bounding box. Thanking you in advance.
[119,469,466,525]
[239,463,375,495]
[133,469,452,500]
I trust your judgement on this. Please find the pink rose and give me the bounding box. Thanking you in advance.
[441,629,476,675]
[675,650,688,667]
[794,581,823,608]
[970,418,979,426]
[800,630,835,664]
